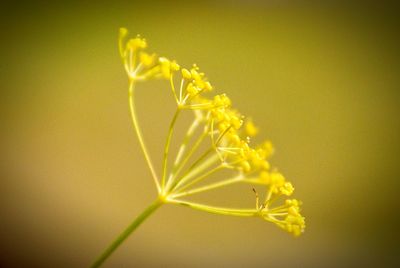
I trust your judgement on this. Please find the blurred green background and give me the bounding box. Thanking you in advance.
[1,1,399,267]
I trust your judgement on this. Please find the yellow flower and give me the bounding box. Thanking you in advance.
[261,199,305,237]
[93,28,306,268]
[120,29,305,237]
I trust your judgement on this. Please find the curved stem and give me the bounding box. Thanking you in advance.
[169,74,179,104]
[168,199,256,217]
[174,164,224,193]
[91,198,164,268]
[165,118,199,191]
[186,147,214,174]
[171,175,244,198]
[173,119,199,170]
[170,129,208,184]
[129,80,161,193]
[171,153,219,191]
[161,108,181,190]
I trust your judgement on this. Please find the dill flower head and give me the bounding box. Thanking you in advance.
[119,28,305,237]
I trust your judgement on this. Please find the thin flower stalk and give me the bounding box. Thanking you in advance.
[91,28,305,267]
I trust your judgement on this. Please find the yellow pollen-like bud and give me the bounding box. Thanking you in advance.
[186,83,198,95]
[192,64,199,70]
[127,37,147,50]
[191,69,201,81]
[119,28,129,58]
[139,52,155,66]
[228,133,241,145]
[119,27,128,39]
[240,161,251,172]
[259,171,270,183]
[204,81,213,91]
[217,122,230,133]
[213,94,231,107]
[159,57,179,79]
[231,116,242,130]
[170,61,180,71]
[280,182,294,196]
[270,172,285,186]
[195,79,206,89]
[292,226,302,237]
[245,120,259,137]
[285,199,300,207]
[182,68,191,79]
[288,206,299,216]
[261,160,270,170]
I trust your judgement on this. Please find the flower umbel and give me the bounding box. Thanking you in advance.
[91,28,305,267]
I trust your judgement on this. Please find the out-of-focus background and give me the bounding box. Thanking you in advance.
[1,1,399,267]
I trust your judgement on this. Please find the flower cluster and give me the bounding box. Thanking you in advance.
[119,28,305,236]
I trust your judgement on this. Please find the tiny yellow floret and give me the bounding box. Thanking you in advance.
[245,119,259,137]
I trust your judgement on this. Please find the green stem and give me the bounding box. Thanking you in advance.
[174,164,224,193]
[165,119,199,191]
[172,175,243,198]
[161,108,181,190]
[129,81,161,192]
[171,153,219,191]
[169,123,209,184]
[173,119,199,170]
[168,199,257,217]
[91,198,164,268]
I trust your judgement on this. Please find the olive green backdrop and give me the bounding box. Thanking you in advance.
[1,1,399,267]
